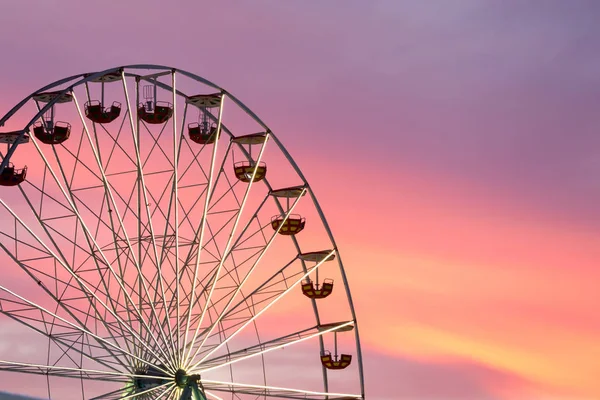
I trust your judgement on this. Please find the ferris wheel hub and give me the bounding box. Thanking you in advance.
[175,368,193,388]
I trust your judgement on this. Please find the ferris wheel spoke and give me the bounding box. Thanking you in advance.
[133,78,187,364]
[198,325,317,370]
[196,321,354,376]
[202,326,319,370]
[80,86,141,362]
[201,379,361,400]
[198,212,239,257]
[176,170,223,235]
[148,242,190,308]
[121,74,180,367]
[193,250,333,367]
[181,93,226,366]
[0,360,141,383]
[185,188,305,369]
[129,225,182,364]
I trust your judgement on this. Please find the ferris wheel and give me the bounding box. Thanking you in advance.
[0,65,364,400]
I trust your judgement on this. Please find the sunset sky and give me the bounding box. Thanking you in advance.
[1,1,600,399]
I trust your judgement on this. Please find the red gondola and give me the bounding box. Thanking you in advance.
[186,93,222,146]
[33,121,71,145]
[318,323,354,370]
[188,123,219,144]
[321,352,352,370]
[31,90,72,145]
[301,278,333,299]
[138,101,173,124]
[271,214,305,235]
[0,163,27,186]
[270,186,307,235]
[234,161,267,183]
[85,101,121,124]
[299,251,336,299]
[231,133,268,183]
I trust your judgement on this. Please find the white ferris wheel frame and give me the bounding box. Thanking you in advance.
[0,64,365,400]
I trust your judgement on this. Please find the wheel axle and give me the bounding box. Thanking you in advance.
[132,367,206,399]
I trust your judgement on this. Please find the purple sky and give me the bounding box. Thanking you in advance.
[2,0,600,226]
[1,1,600,398]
